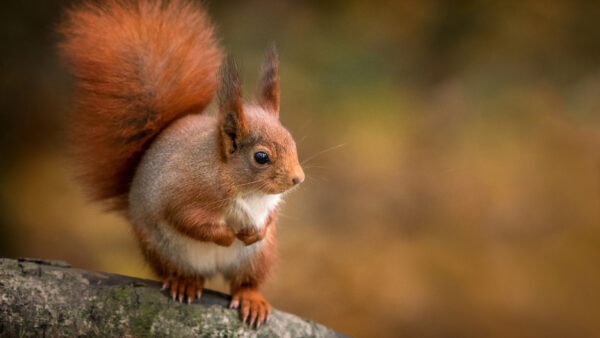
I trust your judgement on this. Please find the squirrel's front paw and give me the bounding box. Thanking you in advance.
[214,226,236,247]
[236,226,267,246]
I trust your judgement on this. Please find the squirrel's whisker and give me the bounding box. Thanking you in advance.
[300,143,346,165]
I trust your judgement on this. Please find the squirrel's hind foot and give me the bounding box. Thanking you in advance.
[162,274,205,304]
[229,287,271,328]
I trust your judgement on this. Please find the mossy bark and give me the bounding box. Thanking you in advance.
[0,258,344,337]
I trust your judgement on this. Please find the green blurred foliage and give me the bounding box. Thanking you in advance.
[1,1,599,336]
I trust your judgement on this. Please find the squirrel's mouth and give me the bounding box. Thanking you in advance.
[245,174,303,195]
[255,181,298,195]
[262,186,288,195]
[274,182,302,195]
[282,184,301,195]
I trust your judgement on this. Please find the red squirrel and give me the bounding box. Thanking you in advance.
[59,0,304,328]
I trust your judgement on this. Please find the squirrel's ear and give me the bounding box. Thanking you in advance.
[256,45,280,118]
[217,58,248,159]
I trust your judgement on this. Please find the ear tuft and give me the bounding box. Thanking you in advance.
[218,57,248,159]
[218,57,243,114]
[256,44,280,117]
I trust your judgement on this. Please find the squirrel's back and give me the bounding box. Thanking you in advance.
[59,0,222,210]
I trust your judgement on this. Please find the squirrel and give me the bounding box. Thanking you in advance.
[58,0,304,328]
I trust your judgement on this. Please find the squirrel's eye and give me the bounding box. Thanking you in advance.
[254,151,271,165]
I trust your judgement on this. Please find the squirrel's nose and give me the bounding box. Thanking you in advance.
[291,168,305,186]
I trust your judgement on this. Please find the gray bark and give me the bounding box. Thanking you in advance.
[0,258,345,337]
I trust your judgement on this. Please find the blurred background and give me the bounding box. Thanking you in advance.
[1,0,600,336]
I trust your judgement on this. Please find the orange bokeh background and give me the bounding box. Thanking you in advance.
[1,1,599,336]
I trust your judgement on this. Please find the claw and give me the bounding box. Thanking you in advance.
[178,283,186,303]
[231,288,270,329]
[249,306,258,327]
[257,308,266,327]
[163,276,204,304]
[187,284,196,304]
[241,300,250,323]
[170,279,179,301]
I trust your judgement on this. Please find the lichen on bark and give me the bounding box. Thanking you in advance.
[0,258,344,337]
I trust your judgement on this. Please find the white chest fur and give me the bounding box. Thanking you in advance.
[153,193,281,276]
[225,193,281,231]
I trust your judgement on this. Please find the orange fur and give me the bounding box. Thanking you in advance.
[158,179,237,245]
[163,207,236,247]
[59,0,222,209]
[229,210,278,327]
[60,0,302,328]
[132,224,176,278]
[228,209,278,288]
[256,45,281,116]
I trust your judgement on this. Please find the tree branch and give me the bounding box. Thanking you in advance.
[0,257,344,337]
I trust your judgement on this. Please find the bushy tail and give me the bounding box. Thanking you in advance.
[59,0,222,210]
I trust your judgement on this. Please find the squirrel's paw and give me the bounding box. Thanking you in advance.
[214,226,236,247]
[236,225,268,246]
[229,288,271,328]
[162,275,205,304]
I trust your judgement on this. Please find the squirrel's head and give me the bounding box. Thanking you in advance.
[216,47,304,195]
